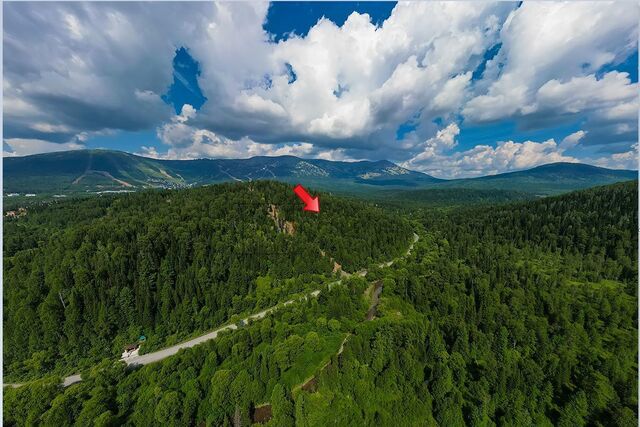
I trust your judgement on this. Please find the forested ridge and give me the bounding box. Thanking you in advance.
[3,181,637,427]
[422,181,638,287]
[3,181,412,380]
[360,180,638,426]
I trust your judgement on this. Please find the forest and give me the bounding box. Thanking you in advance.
[3,181,412,380]
[3,180,638,426]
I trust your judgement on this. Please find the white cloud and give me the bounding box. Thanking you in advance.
[403,124,580,178]
[137,146,162,159]
[3,2,234,142]
[4,138,85,157]
[152,106,344,161]
[3,1,638,172]
[144,133,335,161]
[432,73,472,111]
[463,2,638,151]
[559,130,587,150]
[30,123,72,133]
[183,2,514,149]
[402,123,461,171]
[177,104,197,122]
[233,93,287,119]
[589,143,638,170]
[532,73,636,115]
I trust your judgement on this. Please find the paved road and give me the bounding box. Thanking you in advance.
[3,289,332,388]
[5,233,419,388]
[356,232,418,275]
[127,232,420,369]
[63,374,82,387]
[124,302,295,367]
[6,373,83,389]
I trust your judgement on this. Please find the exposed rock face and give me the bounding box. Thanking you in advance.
[358,165,411,179]
[293,160,329,177]
[268,204,295,236]
[319,249,345,275]
[332,261,342,273]
[283,220,295,235]
[301,376,318,392]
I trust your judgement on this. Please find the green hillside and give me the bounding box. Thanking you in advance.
[3,181,412,380]
[4,150,186,193]
[4,150,635,199]
[363,187,535,209]
[4,181,636,426]
[440,162,637,194]
[3,150,440,196]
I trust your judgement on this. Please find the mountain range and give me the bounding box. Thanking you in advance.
[3,149,636,196]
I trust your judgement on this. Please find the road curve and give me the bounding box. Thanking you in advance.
[5,233,419,388]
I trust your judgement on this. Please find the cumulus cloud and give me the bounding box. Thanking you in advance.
[4,138,85,157]
[255,2,512,147]
[402,123,461,171]
[3,2,513,152]
[403,123,581,178]
[463,2,638,151]
[559,130,587,150]
[142,133,340,161]
[589,143,639,170]
[3,2,275,148]
[3,1,638,173]
[151,104,345,161]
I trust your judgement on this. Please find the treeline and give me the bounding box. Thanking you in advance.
[346,242,637,425]
[286,181,637,425]
[3,181,412,380]
[370,187,533,210]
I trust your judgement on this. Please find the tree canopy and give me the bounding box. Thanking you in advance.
[3,180,637,426]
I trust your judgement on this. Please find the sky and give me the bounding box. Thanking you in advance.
[3,1,639,178]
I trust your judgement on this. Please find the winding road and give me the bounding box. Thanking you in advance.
[5,233,418,389]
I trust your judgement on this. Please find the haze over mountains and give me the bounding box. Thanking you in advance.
[3,149,637,196]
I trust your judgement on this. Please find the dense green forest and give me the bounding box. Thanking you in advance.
[3,181,637,426]
[363,187,534,210]
[3,181,412,380]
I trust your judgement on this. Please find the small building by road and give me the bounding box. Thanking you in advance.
[121,343,139,359]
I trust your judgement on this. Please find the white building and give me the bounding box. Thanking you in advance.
[121,344,139,359]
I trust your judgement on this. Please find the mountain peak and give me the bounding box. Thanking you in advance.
[3,149,635,196]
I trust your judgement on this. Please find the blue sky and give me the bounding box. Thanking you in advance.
[265,2,396,41]
[4,2,638,177]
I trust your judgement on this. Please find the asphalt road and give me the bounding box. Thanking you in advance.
[124,303,285,367]
[5,233,419,389]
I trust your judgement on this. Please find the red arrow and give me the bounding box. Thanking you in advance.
[293,184,320,213]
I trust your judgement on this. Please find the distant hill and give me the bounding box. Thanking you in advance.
[442,162,637,194]
[3,150,636,197]
[3,150,440,195]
